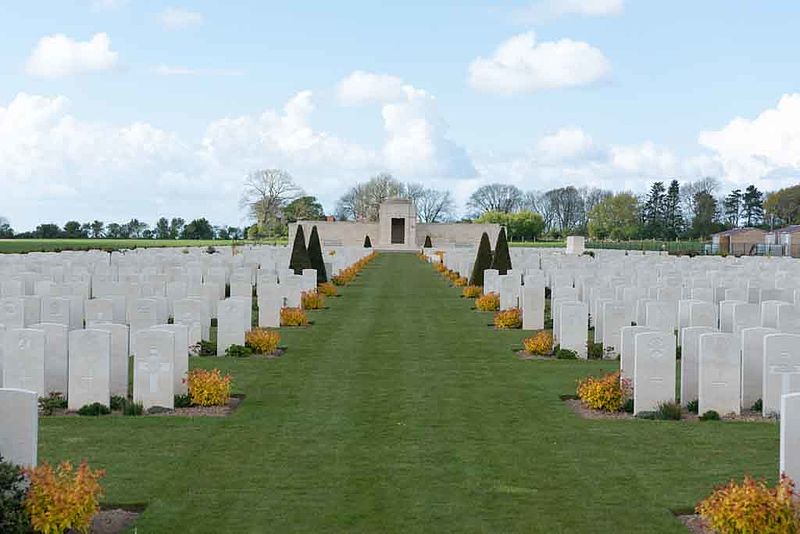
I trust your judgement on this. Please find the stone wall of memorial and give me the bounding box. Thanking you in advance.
[289,221,379,248]
[416,223,501,248]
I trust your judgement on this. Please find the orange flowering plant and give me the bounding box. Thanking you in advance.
[523,331,553,355]
[24,460,105,534]
[576,371,631,412]
[494,308,522,329]
[187,368,231,407]
[245,328,280,354]
[475,292,500,312]
[281,307,309,327]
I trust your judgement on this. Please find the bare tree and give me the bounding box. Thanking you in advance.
[467,183,523,215]
[579,187,612,230]
[681,177,720,223]
[335,173,405,221]
[544,186,585,232]
[240,169,302,234]
[414,188,454,223]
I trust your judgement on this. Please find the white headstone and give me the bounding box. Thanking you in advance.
[67,329,111,411]
[559,301,588,358]
[257,284,282,329]
[698,333,741,416]
[30,323,68,395]
[679,326,714,406]
[0,388,38,467]
[633,331,676,414]
[620,326,653,383]
[151,324,189,395]
[133,329,175,409]
[780,393,800,484]
[2,328,46,396]
[217,298,250,355]
[763,333,800,417]
[87,322,130,397]
[84,298,115,324]
[740,327,777,410]
[521,285,545,331]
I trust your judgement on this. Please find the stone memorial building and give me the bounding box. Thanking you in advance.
[288,198,501,251]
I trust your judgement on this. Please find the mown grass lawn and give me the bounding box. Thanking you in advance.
[39,254,777,532]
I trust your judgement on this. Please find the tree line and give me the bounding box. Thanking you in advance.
[0,217,245,241]
[3,168,798,242]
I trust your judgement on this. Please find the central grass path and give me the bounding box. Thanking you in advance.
[39,254,778,532]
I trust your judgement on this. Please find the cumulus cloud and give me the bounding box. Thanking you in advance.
[535,127,598,162]
[698,93,800,190]
[468,32,611,95]
[26,33,119,78]
[336,71,406,105]
[157,7,204,30]
[516,0,624,23]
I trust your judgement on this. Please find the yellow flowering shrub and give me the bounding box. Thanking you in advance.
[697,475,800,534]
[245,328,280,354]
[301,291,325,310]
[331,253,378,285]
[576,371,630,412]
[281,307,309,327]
[453,277,468,287]
[24,460,105,534]
[475,292,500,311]
[462,285,483,298]
[494,308,522,329]
[187,368,231,406]
[318,282,338,297]
[434,262,447,273]
[523,331,553,355]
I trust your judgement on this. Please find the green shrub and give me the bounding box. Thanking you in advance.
[490,227,512,275]
[307,226,328,284]
[751,398,763,412]
[193,340,216,356]
[224,344,254,358]
[655,401,682,420]
[122,401,143,416]
[146,406,172,415]
[636,411,657,420]
[289,225,312,275]
[77,403,110,416]
[0,455,30,534]
[109,395,127,411]
[469,232,493,286]
[687,400,699,414]
[554,347,579,360]
[174,394,192,408]
[586,341,604,360]
[38,392,67,415]
[700,410,721,421]
[623,398,634,413]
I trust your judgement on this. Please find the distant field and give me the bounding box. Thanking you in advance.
[509,241,565,248]
[0,239,286,254]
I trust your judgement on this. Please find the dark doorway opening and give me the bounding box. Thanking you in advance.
[391,218,405,244]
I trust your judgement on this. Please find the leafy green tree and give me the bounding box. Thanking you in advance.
[34,223,63,238]
[181,218,215,240]
[155,217,171,239]
[169,218,185,239]
[664,180,684,239]
[105,223,123,238]
[284,196,325,223]
[63,220,86,238]
[307,226,327,283]
[690,191,723,238]
[126,219,148,238]
[741,185,764,226]
[587,193,641,240]
[0,217,13,238]
[764,184,800,227]
[469,232,493,286]
[289,225,312,274]
[642,181,666,238]
[723,189,742,227]
[490,227,512,274]
[89,220,105,238]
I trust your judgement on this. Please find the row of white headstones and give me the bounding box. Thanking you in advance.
[426,244,800,485]
[0,244,372,468]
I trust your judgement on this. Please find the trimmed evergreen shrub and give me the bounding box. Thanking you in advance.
[289,225,312,274]
[77,403,110,416]
[490,227,512,274]
[0,455,30,534]
[364,235,372,248]
[700,410,721,421]
[469,232,493,286]
[423,235,432,248]
[307,225,328,283]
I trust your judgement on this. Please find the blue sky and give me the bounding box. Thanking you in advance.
[1,0,799,230]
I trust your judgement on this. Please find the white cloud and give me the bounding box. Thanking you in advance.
[336,71,406,105]
[26,33,118,78]
[535,127,597,162]
[468,32,611,95]
[153,64,244,76]
[698,93,800,190]
[157,7,204,30]
[516,0,624,23]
